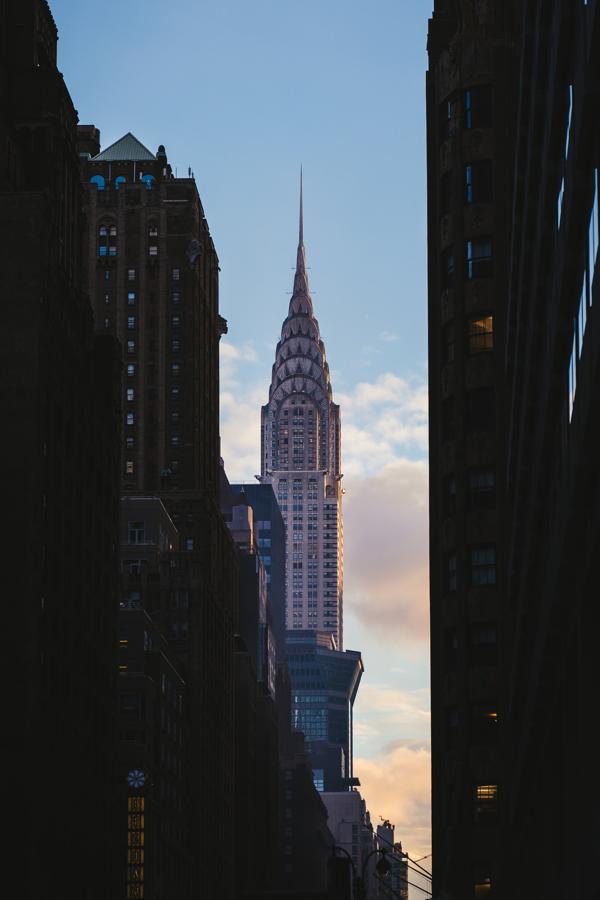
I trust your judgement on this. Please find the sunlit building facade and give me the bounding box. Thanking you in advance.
[259,180,344,648]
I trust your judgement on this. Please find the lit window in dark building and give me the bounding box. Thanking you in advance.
[441,246,455,289]
[127,316,136,330]
[185,538,194,551]
[128,268,136,281]
[172,339,180,352]
[172,292,181,305]
[104,269,110,281]
[104,317,110,329]
[443,322,455,363]
[126,413,134,426]
[148,224,158,238]
[465,160,493,203]
[127,364,135,377]
[172,268,180,281]
[440,171,453,215]
[98,224,117,257]
[473,864,493,898]
[172,316,180,327]
[127,292,136,305]
[471,704,498,744]
[468,315,494,353]
[126,388,134,401]
[447,553,457,592]
[470,546,496,586]
[127,340,135,353]
[126,461,134,475]
[464,85,492,129]
[466,238,493,279]
[465,387,495,432]
[126,437,134,449]
[473,784,498,822]
[171,435,180,446]
[468,469,495,509]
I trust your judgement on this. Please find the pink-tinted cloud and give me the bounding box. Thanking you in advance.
[355,743,431,859]
[344,460,429,644]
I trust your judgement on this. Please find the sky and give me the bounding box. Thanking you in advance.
[51,0,433,878]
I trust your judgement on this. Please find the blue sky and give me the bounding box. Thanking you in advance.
[52,0,432,866]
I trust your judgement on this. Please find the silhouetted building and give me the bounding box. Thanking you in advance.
[502,2,600,897]
[286,631,363,792]
[78,130,238,899]
[322,791,376,886]
[426,2,521,896]
[0,3,121,899]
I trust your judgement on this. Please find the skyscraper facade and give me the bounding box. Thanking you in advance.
[260,179,343,647]
[426,2,521,896]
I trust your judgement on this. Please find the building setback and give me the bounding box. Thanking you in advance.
[0,3,121,899]
[426,1,521,896]
[502,2,600,897]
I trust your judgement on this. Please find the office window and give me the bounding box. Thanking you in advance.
[126,388,134,401]
[127,316,136,330]
[127,340,135,353]
[171,364,180,376]
[465,160,493,204]
[126,437,134,449]
[172,292,181,305]
[148,224,158,238]
[103,317,110,329]
[474,784,498,822]
[466,238,493,279]
[126,461,134,475]
[439,96,456,140]
[468,315,494,353]
[98,223,117,257]
[466,387,495,432]
[185,538,194,551]
[128,521,146,544]
[127,364,135,377]
[464,85,492,129]
[104,270,110,281]
[172,268,180,281]
[172,316,180,327]
[470,546,496,586]
[128,268,136,281]
[447,554,457,592]
[126,413,134,426]
[172,339,181,352]
[127,292,136,305]
[149,244,158,257]
[171,435,180,446]
[441,246,455,289]
[468,468,495,509]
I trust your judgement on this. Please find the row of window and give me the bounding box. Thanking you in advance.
[90,173,156,191]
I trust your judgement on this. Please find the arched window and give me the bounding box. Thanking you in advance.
[141,174,155,191]
[115,176,127,190]
[89,174,105,191]
[98,223,117,257]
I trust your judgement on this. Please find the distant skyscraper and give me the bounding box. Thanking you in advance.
[260,176,343,647]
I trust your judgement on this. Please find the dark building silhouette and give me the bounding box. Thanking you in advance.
[426,1,521,896]
[503,2,599,897]
[0,2,121,898]
[78,130,239,899]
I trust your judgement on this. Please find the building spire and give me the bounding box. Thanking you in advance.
[296,168,306,277]
[299,165,304,247]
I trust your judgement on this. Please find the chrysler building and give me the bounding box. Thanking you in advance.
[259,178,344,648]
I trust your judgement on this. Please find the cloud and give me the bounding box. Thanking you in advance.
[219,338,265,482]
[355,743,432,859]
[344,459,429,644]
[338,373,428,477]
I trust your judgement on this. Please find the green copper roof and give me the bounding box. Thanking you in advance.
[92,132,156,162]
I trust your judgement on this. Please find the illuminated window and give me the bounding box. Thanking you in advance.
[148,224,158,238]
[126,412,135,426]
[127,388,134,401]
[127,316,136,330]
[468,315,494,352]
[127,340,135,353]
[98,223,117,257]
[128,269,136,281]
[127,364,135,377]
[128,292,136,305]
[474,784,498,822]
[126,461,134,475]
[172,268,180,281]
